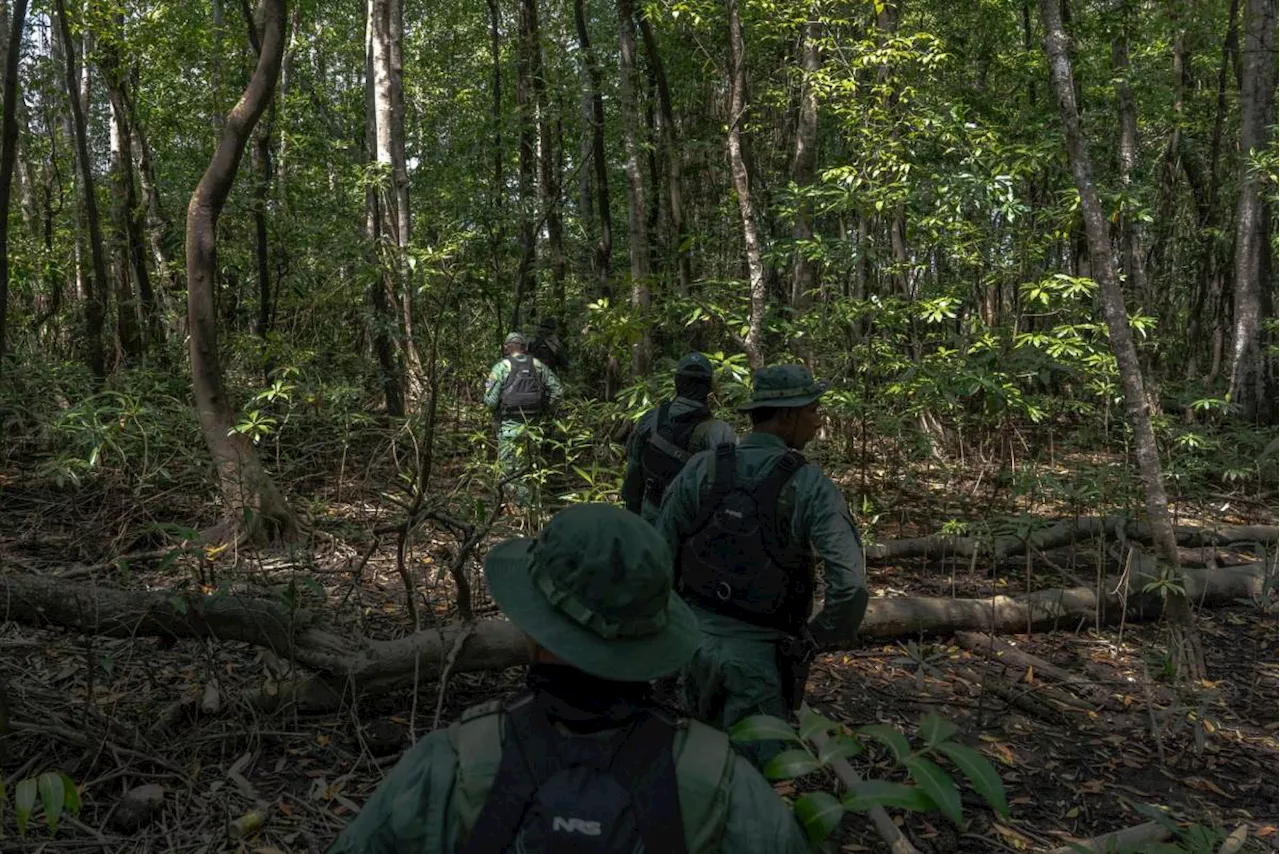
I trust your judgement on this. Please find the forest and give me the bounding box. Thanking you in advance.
[0,0,1276,849]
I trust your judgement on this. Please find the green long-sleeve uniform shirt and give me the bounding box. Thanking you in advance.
[483,355,564,504]
[327,705,813,854]
[621,396,738,524]
[655,432,869,764]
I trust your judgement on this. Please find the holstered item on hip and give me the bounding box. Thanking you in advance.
[776,628,818,712]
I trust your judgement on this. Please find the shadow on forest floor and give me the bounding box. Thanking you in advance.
[0,428,1276,853]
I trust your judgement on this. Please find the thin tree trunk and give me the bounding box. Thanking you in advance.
[487,0,507,321]
[790,9,820,311]
[0,0,25,371]
[241,0,275,378]
[727,0,765,370]
[524,0,565,315]
[365,0,403,417]
[107,101,142,364]
[186,0,297,542]
[513,0,537,328]
[1111,16,1150,312]
[1228,0,1278,424]
[574,0,612,299]
[638,13,690,295]
[386,0,422,398]
[1039,0,1203,679]
[618,0,651,376]
[56,0,107,380]
[102,32,157,359]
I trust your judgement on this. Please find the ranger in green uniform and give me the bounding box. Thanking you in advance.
[656,364,869,767]
[328,504,813,854]
[621,353,737,525]
[483,333,564,506]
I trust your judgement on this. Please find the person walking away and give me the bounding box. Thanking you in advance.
[621,353,737,525]
[328,504,813,854]
[527,316,568,376]
[656,364,869,768]
[484,332,564,507]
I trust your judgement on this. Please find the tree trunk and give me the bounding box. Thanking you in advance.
[242,0,276,378]
[1228,0,1278,424]
[512,0,537,328]
[524,0,565,315]
[186,0,297,543]
[4,564,1263,712]
[56,0,108,380]
[1110,15,1150,313]
[574,0,612,300]
[0,0,26,371]
[790,10,820,312]
[1039,0,1203,679]
[638,13,690,295]
[727,0,765,370]
[486,0,507,322]
[618,0,651,375]
[107,100,143,365]
[386,0,421,399]
[365,0,403,417]
[102,35,158,360]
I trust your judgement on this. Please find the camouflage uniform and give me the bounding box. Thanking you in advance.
[656,365,869,768]
[483,335,563,505]
[328,505,813,854]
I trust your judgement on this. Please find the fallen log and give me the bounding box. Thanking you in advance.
[863,515,1277,565]
[953,631,1112,707]
[1,565,1269,711]
[1047,820,1172,854]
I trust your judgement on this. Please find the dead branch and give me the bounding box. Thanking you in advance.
[1047,821,1172,854]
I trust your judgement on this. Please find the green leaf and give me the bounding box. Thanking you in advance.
[858,723,912,763]
[15,778,37,835]
[799,708,835,741]
[936,743,1009,816]
[38,772,65,832]
[794,791,845,844]
[843,780,936,813]
[918,713,960,747]
[905,756,963,825]
[729,715,802,745]
[763,749,822,781]
[818,734,864,764]
[58,774,81,817]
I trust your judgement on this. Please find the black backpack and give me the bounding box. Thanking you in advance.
[640,402,712,506]
[500,355,545,415]
[459,694,688,854]
[677,445,814,634]
[529,336,565,373]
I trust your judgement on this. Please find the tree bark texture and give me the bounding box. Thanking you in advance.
[1228,0,1278,424]
[186,0,297,542]
[1110,16,1149,312]
[56,0,108,380]
[618,0,652,376]
[365,0,404,417]
[574,0,612,300]
[0,0,27,371]
[728,0,766,369]
[1039,0,1202,676]
[524,0,565,314]
[790,10,821,311]
[3,564,1265,712]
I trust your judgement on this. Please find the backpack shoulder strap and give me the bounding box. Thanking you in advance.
[653,401,674,439]
[688,444,736,533]
[672,719,735,854]
[450,694,534,848]
[754,450,806,538]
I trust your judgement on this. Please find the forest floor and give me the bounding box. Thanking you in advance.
[1,425,1276,853]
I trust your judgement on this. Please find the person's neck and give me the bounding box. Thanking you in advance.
[527,664,652,728]
[752,423,794,448]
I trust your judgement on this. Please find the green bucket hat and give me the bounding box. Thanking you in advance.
[504,331,527,346]
[484,504,700,681]
[674,352,714,379]
[737,364,829,411]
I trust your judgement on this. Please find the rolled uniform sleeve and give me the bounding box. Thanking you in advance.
[483,360,508,412]
[328,732,459,854]
[717,754,814,854]
[792,469,869,648]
